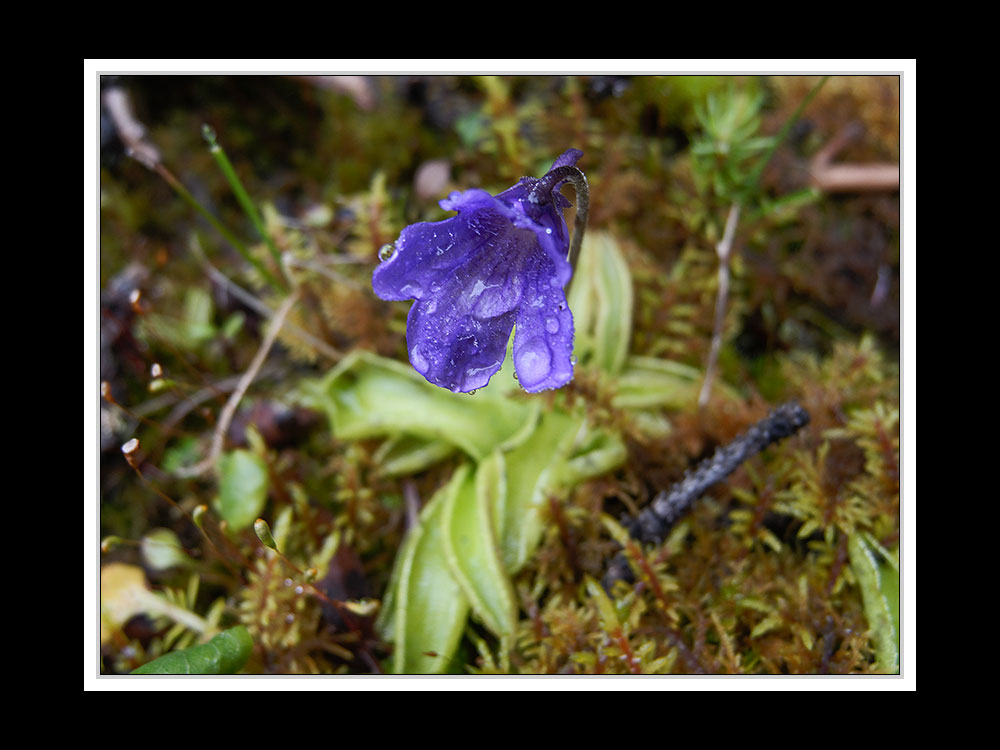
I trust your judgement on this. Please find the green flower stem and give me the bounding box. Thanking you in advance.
[202,125,289,290]
[155,163,285,291]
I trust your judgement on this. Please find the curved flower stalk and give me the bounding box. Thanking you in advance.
[373,149,588,394]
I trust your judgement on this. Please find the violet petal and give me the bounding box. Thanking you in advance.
[372,150,584,393]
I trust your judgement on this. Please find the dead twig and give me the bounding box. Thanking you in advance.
[603,401,810,591]
[102,86,161,169]
[698,203,741,409]
[810,121,899,193]
[191,238,343,363]
[174,291,300,478]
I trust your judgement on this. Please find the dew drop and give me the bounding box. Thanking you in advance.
[400,281,423,298]
[467,389,477,396]
[517,337,552,387]
[545,317,559,334]
[430,280,442,293]
[410,345,429,374]
[378,243,396,262]
[545,227,552,235]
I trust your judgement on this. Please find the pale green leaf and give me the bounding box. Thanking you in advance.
[848,534,899,673]
[499,410,585,573]
[311,350,538,461]
[214,449,269,531]
[442,453,516,639]
[568,231,633,376]
[387,467,470,674]
[562,428,627,487]
[372,434,456,477]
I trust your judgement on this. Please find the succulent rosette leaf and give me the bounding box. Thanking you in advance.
[373,149,585,394]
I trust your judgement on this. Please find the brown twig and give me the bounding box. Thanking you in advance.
[190,238,343,363]
[174,291,299,478]
[603,402,810,591]
[102,86,161,169]
[698,203,741,409]
[810,121,899,193]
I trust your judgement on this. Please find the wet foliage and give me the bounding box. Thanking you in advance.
[98,74,901,675]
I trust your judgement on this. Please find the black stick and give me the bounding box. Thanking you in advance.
[603,401,810,591]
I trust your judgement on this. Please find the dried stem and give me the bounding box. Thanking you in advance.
[603,401,810,590]
[191,238,342,363]
[174,291,300,478]
[102,85,285,291]
[810,121,900,193]
[698,203,741,408]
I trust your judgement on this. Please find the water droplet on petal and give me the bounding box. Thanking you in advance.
[517,337,552,387]
[430,280,442,293]
[400,281,423,298]
[467,389,477,395]
[378,243,396,262]
[545,317,559,334]
[410,345,429,374]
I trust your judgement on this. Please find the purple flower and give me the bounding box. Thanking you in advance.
[373,149,587,394]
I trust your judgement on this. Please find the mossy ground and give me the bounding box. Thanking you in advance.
[98,74,902,676]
